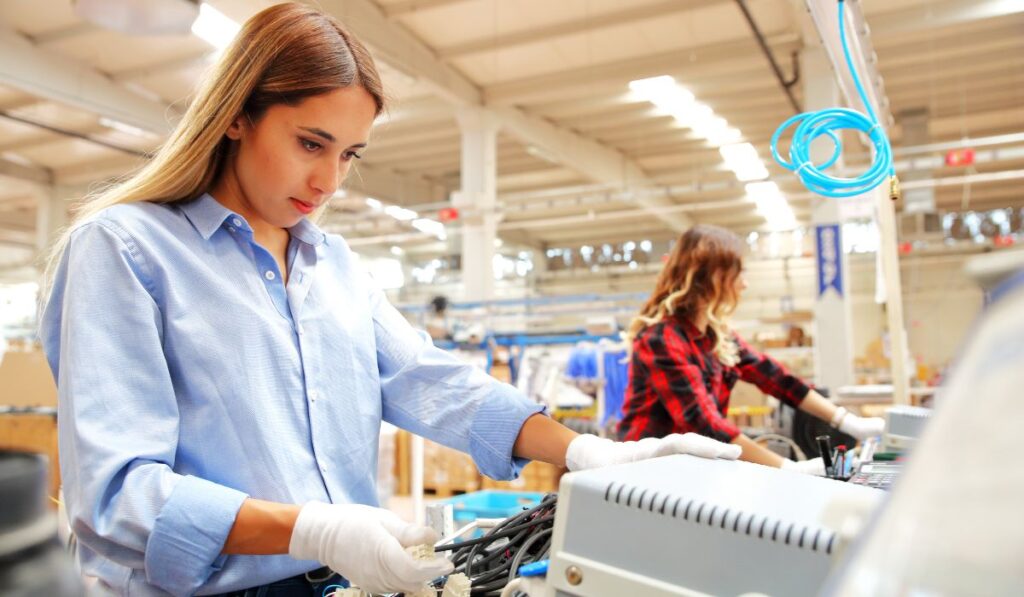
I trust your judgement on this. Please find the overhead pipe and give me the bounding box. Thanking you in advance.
[734,0,801,114]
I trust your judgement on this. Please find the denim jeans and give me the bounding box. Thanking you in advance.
[212,567,347,597]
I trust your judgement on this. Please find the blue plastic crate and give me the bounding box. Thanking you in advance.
[438,490,545,524]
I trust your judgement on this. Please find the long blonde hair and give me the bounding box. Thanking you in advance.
[43,2,385,294]
[627,225,745,366]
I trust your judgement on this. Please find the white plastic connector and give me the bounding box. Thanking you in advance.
[404,586,437,597]
[407,543,435,561]
[329,588,366,597]
[441,572,471,597]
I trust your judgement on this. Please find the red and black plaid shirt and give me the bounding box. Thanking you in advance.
[617,315,811,443]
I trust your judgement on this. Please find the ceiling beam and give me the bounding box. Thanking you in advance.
[29,22,98,45]
[0,227,35,248]
[878,37,1021,74]
[436,0,722,59]
[0,155,52,186]
[345,161,450,205]
[0,122,108,153]
[0,95,41,112]
[379,95,454,126]
[312,0,694,232]
[483,33,800,106]
[0,195,36,213]
[870,0,1024,37]
[0,25,174,135]
[311,0,480,106]
[109,51,212,82]
[54,155,146,184]
[383,0,475,18]
[874,21,1024,59]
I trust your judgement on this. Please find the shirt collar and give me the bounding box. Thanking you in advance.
[180,193,326,247]
[288,217,327,247]
[677,315,715,345]
[180,193,239,240]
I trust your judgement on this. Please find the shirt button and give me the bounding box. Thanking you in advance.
[320,466,327,474]
[297,325,303,335]
[265,271,276,281]
[309,389,318,401]
[232,218,242,227]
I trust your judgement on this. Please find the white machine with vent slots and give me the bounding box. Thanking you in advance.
[882,405,932,451]
[542,455,884,597]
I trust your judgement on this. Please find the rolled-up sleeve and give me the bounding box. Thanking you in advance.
[40,222,248,596]
[367,283,543,480]
[733,334,811,408]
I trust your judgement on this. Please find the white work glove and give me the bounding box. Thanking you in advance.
[781,457,826,476]
[838,414,885,440]
[565,433,741,472]
[288,502,453,594]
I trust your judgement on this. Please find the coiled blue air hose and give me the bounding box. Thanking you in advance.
[769,0,897,199]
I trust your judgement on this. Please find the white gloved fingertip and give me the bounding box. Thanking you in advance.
[720,444,742,460]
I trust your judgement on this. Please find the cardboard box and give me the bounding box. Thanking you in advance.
[482,461,563,493]
[0,349,57,408]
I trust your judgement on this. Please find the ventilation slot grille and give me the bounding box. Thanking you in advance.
[603,481,835,555]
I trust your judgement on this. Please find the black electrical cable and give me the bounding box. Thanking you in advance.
[425,493,558,596]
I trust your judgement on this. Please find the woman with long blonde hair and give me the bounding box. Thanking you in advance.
[39,4,743,595]
[617,225,884,473]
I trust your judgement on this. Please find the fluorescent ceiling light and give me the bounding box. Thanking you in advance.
[628,75,677,98]
[719,142,760,165]
[691,116,728,138]
[745,180,782,200]
[720,143,769,181]
[649,87,695,111]
[412,218,446,239]
[191,2,240,50]
[705,126,742,147]
[671,102,712,126]
[746,181,796,230]
[385,205,418,221]
[730,161,770,182]
[99,117,154,138]
[365,198,383,210]
[630,74,750,150]
[630,76,694,111]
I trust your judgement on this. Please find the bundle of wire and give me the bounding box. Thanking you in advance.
[769,0,895,199]
[426,493,558,596]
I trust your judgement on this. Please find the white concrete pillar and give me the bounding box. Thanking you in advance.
[453,108,499,302]
[35,184,67,255]
[898,108,935,214]
[804,47,855,393]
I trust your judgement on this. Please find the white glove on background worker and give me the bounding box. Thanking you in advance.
[831,407,885,440]
[781,457,826,476]
[288,502,453,594]
[565,433,742,472]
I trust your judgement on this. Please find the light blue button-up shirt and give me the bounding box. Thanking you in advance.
[39,193,543,596]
